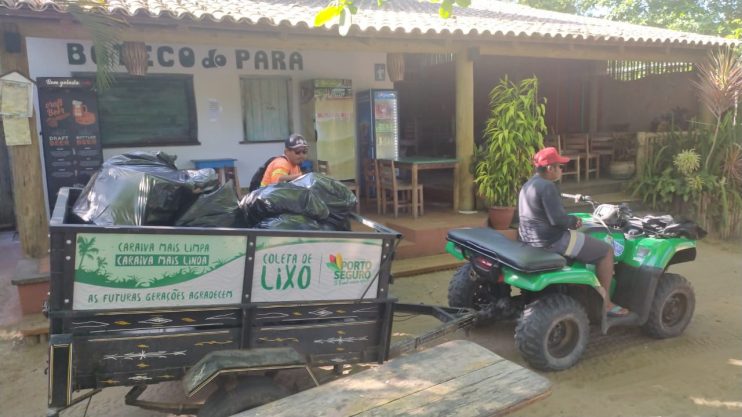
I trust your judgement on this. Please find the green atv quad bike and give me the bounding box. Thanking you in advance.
[446,193,705,371]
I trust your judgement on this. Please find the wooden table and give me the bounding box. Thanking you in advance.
[393,156,459,219]
[238,339,551,417]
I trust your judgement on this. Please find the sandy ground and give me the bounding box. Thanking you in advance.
[0,236,740,417]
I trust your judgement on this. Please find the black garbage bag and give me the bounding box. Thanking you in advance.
[73,151,218,226]
[174,181,244,228]
[256,214,322,230]
[240,182,329,226]
[290,173,357,213]
[320,212,352,231]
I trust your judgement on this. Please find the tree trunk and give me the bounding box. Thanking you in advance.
[0,25,49,257]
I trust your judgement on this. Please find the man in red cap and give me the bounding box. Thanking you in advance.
[518,147,629,317]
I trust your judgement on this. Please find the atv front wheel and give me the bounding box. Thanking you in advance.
[643,273,695,339]
[515,294,589,371]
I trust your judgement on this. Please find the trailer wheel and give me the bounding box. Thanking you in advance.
[643,273,695,339]
[198,375,289,417]
[515,294,589,371]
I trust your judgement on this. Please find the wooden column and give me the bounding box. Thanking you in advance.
[588,61,602,133]
[455,49,475,211]
[0,25,49,258]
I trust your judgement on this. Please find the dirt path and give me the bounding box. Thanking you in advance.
[0,240,739,417]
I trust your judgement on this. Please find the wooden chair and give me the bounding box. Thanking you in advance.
[316,160,360,213]
[589,133,615,178]
[544,134,579,183]
[543,133,560,150]
[377,159,423,218]
[562,133,597,180]
[361,158,379,206]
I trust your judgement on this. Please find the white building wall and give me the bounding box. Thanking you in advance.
[26,38,392,185]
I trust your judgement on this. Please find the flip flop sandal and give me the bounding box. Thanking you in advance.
[607,305,630,317]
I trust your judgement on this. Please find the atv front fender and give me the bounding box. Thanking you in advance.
[504,265,600,292]
[624,238,696,269]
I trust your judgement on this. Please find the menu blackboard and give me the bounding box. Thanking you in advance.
[37,77,103,211]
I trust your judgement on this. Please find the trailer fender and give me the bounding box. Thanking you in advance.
[183,347,307,398]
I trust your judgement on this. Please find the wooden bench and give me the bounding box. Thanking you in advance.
[236,340,551,417]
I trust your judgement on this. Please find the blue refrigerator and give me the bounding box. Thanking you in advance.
[356,89,399,162]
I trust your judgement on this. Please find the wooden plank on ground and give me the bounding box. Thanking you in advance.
[236,340,551,417]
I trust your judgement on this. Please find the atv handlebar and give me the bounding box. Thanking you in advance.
[561,193,593,203]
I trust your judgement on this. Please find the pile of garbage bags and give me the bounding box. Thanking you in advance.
[72,152,357,231]
[242,173,356,231]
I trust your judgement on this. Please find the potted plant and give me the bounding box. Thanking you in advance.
[609,132,638,179]
[474,76,546,229]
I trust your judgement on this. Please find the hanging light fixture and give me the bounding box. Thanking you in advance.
[120,41,148,76]
[386,53,405,82]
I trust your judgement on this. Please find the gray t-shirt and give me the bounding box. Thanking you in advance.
[518,174,578,247]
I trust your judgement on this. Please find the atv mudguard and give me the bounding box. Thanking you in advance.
[503,263,599,292]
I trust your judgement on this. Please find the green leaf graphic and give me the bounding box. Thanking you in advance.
[326,262,340,272]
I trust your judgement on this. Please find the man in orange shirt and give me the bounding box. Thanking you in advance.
[260,133,309,187]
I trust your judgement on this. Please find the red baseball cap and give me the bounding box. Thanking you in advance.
[533,147,570,167]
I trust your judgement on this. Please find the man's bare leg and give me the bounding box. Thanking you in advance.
[596,250,617,310]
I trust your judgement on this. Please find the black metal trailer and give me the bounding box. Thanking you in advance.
[47,188,473,416]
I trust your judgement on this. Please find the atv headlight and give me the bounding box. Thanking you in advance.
[633,247,650,261]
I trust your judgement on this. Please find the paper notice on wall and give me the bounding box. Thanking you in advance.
[208,99,221,122]
[0,80,32,117]
[2,116,32,146]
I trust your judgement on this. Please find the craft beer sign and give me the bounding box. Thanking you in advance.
[72,233,246,310]
[252,237,383,302]
[66,43,304,71]
[37,77,104,211]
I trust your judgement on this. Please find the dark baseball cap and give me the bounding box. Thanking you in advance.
[533,147,570,167]
[285,134,309,150]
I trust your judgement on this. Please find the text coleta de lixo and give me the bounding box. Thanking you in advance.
[66,43,304,71]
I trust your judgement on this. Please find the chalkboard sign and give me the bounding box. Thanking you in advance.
[97,75,197,147]
[37,77,104,211]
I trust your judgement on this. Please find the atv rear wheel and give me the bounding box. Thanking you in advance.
[515,294,589,371]
[448,264,490,308]
[643,273,695,339]
[447,264,511,323]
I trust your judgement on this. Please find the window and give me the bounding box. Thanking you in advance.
[96,75,198,148]
[241,77,291,142]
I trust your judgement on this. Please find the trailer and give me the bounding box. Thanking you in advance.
[46,187,484,416]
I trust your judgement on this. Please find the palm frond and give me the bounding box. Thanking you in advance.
[65,1,128,91]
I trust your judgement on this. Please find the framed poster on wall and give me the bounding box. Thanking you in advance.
[37,77,103,211]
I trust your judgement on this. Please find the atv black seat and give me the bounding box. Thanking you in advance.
[447,228,567,273]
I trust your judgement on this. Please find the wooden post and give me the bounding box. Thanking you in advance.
[588,61,603,133]
[455,49,474,211]
[0,25,50,258]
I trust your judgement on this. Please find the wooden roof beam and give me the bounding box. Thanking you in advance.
[477,40,709,63]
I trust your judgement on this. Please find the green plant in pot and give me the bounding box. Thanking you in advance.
[609,132,639,179]
[474,76,546,229]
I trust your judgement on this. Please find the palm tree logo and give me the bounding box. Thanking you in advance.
[77,236,99,270]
